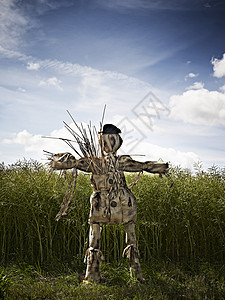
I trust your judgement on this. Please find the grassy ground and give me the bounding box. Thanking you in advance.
[1,260,225,299]
[1,161,225,299]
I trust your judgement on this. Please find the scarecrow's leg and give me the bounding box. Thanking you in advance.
[84,223,104,283]
[123,221,143,281]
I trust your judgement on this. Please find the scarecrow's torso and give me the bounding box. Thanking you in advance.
[89,154,137,225]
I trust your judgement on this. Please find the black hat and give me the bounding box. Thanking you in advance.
[102,124,121,134]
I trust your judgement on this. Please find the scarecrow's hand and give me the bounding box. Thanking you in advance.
[160,162,169,174]
[145,161,169,175]
[158,162,169,178]
[165,162,169,173]
[50,152,77,170]
[118,155,169,175]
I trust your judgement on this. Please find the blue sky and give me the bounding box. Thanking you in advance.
[1,0,225,170]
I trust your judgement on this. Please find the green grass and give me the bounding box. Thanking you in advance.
[1,261,225,299]
[1,159,225,298]
[1,159,225,265]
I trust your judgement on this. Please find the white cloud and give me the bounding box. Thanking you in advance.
[188,72,198,78]
[0,47,148,92]
[39,58,142,83]
[0,45,28,60]
[169,88,225,126]
[96,0,209,12]
[0,0,73,58]
[185,72,199,80]
[3,126,75,161]
[112,115,199,169]
[17,87,26,93]
[26,0,74,15]
[27,62,40,71]
[220,84,225,93]
[0,0,30,50]
[3,130,33,145]
[39,77,63,91]
[186,81,204,90]
[120,141,199,169]
[212,53,225,78]
[3,125,199,170]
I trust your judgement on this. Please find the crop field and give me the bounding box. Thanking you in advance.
[0,160,225,299]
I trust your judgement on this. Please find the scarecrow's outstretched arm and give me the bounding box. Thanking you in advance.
[49,152,92,172]
[118,155,168,174]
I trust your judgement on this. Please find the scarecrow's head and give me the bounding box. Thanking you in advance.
[101,124,123,153]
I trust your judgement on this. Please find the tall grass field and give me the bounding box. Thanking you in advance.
[0,160,225,299]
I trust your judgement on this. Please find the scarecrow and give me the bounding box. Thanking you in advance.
[45,115,168,283]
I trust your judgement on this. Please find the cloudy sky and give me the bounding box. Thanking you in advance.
[1,0,225,170]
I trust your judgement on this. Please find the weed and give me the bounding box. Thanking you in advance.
[0,159,225,274]
[2,262,225,299]
[0,270,11,299]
